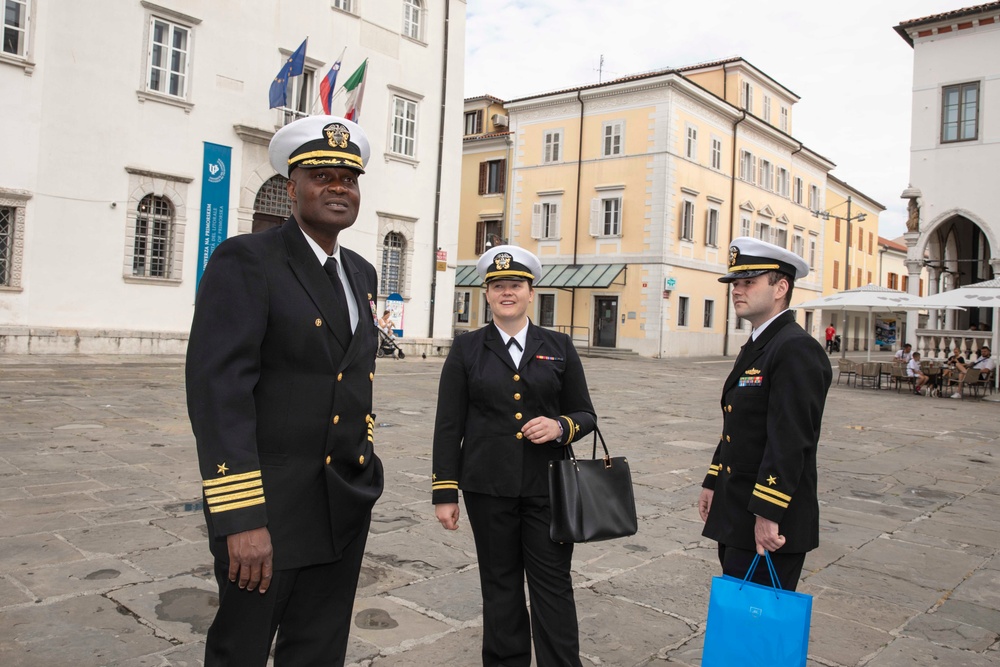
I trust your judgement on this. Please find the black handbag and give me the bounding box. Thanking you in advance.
[548,425,638,543]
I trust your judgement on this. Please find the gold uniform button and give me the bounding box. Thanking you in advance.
[369,372,374,381]
[726,466,731,473]
[515,412,522,420]
[337,373,343,381]
[358,455,365,465]
[325,455,331,465]
[726,435,731,442]
[513,374,520,381]
[315,318,322,327]
[333,415,340,424]
[727,405,733,412]
[514,393,521,400]
[515,432,523,440]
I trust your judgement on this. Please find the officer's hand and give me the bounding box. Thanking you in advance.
[226,527,273,594]
[522,416,561,444]
[436,503,460,530]
[698,487,714,522]
[754,516,786,555]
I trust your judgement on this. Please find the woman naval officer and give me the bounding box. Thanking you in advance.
[432,245,597,667]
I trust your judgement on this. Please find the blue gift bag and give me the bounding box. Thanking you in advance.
[702,552,812,667]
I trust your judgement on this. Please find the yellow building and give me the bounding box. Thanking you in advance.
[456,58,882,358]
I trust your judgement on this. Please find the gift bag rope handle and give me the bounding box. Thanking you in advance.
[561,424,613,470]
[741,551,784,598]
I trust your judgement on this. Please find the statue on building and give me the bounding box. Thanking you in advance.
[901,186,922,233]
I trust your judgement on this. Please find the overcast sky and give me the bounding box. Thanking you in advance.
[463,0,958,239]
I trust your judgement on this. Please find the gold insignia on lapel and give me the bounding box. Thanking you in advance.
[217,462,229,475]
[494,252,512,270]
[745,368,761,375]
[729,246,739,267]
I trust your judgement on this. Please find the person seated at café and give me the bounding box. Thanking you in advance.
[941,346,965,383]
[907,352,930,395]
[894,343,913,363]
[950,346,996,399]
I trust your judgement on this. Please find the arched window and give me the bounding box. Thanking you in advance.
[403,0,422,40]
[253,175,291,233]
[381,232,405,295]
[132,194,174,278]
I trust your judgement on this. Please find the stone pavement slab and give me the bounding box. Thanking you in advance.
[1,353,1000,666]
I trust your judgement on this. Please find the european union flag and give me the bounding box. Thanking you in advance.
[268,38,307,109]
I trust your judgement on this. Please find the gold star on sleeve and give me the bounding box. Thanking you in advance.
[767,475,777,486]
[217,463,229,475]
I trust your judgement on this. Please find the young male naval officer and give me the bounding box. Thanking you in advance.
[697,237,832,591]
[186,115,383,666]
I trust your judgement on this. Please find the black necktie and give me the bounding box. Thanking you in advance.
[506,337,522,351]
[323,257,353,342]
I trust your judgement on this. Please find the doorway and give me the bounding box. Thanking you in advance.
[594,297,618,348]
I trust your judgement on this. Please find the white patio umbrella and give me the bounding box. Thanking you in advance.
[793,284,928,361]
[915,278,1000,393]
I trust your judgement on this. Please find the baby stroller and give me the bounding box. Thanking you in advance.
[377,328,405,359]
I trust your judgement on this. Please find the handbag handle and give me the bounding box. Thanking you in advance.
[741,552,783,596]
[561,423,612,469]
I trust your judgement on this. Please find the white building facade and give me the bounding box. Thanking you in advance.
[896,3,1000,349]
[0,0,465,354]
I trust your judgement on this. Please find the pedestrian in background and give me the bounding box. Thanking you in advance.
[187,115,383,666]
[698,237,832,591]
[432,245,596,667]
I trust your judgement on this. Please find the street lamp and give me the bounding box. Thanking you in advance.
[812,195,867,358]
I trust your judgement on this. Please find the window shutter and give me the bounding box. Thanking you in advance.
[617,198,624,236]
[476,221,485,253]
[552,203,559,238]
[498,159,506,193]
[478,162,487,195]
[752,156,758,185]
[531,203,542,239]
[589,198,600,236]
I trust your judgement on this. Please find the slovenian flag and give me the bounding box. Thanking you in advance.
[268,38,307,109]
[343,59,367,122]
[319,50,345,115]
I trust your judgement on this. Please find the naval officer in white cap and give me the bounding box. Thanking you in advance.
[697,237,832,591]
[432,245,596,666]
[187,115,383,666]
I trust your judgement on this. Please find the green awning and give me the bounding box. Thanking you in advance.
[455,263,626,289]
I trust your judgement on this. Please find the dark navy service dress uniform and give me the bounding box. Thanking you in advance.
[433,321,596,667]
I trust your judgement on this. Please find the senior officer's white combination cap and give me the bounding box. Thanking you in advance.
[476,245,542,284]
[268,115,371,178]
[719,236,810,283]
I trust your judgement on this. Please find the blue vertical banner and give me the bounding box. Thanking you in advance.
[196,142,232,290]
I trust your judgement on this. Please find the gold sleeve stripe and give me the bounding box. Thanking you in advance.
[203,470,262,488]
[206,489,265,505]
[432,480,458,487]
[561,416,578,444]
[204,480,262,496]
[754,484,792,502]
[707,468,719,476]
[432,483,458,490]
[208,496,267,513]
[709,464,722,470]
[752,490,789,508]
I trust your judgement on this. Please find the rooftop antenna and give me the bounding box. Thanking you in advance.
[596,54,605,83]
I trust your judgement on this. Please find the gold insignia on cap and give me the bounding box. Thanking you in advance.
[729,246,739,267]
[494,252,512,271]
[324,123,350,149]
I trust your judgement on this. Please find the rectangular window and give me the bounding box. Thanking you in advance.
[475,219,502,255]
[0,205,13,286]
[3,0,28,56]
[739,150,756,182]
[706,208,719,246]
[776,168,789,197]
[740,214,752,238]
[532,202,560,239]
[464,110,482,135]
[901,275,908,292]
[835,218,840,242]
[833,260,840,289]
[543,130,561,163]
[678,296,689,327]
[772,226,787,249]
[478,159,506,195]
[391,95,418,157]
[711,137,722,170]
[808,184,819,210]
[132,196,174,279]
[282,67,315,124]
[147,17,190,98]
[685,124,698,160]
[538,294,555,327]
[763,95,771,123]
[680,200,695,241]
[602,197,622,236]
[455,291,470,323]
[602,122,623,157]
[856,268,862,288]
[868,231,873,253]
[402,0,422,40]
[332,0,354,11]
[793,177,803,205]
[792,234,805,258]
[754,221,770,242]
[858,227,863,248]
[867,271,872,285]
[758,159,772,191]
[809,236,816,269]
[741,81,753,112]
[703,299,714,329]
[942,82,979,143]
[780,106,788,132]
